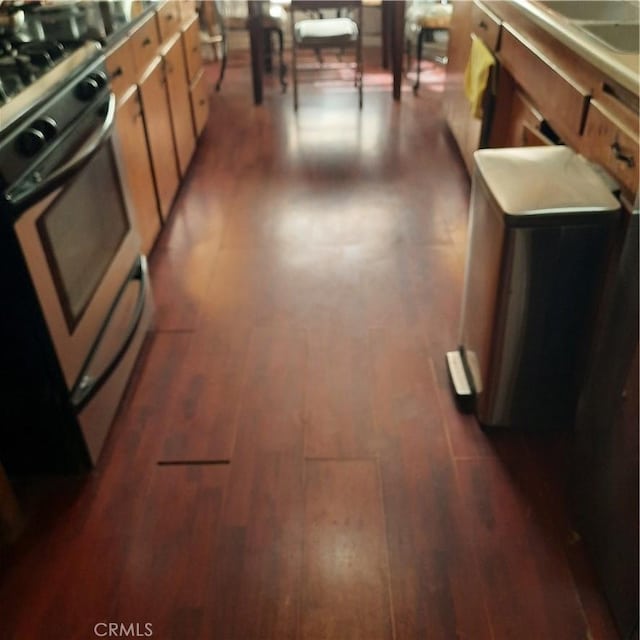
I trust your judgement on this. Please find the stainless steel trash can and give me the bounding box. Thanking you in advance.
[447,146,620,428]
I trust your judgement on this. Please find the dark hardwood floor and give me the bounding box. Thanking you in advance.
[0,52,620,639]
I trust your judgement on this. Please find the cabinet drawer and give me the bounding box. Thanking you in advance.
[179,0,197,23]
[190,68,210,138]
[499,25,589,137]
[157,1,181,43]
[106,38,136,102]
[182,15,202,83]
[584,100,638,197]
[471,0,501,51]
[130,13,160,77]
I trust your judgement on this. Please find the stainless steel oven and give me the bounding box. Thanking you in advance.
[12,92,141,389]
[0,51,153,471]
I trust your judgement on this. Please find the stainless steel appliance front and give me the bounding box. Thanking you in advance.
[0,55,154,469]
[13,104,141,391]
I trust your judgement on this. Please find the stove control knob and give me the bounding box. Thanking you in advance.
[16,127,46,157]
[33,117,58,142]
[75,77,100,102]
[90,71,108,89]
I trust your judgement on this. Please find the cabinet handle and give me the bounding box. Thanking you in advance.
[199,98,206,106]
[142,36,152,47]
[610,141,635,168]
[167,13,174,20]
[111,66,123,79]
[479,20,488,30]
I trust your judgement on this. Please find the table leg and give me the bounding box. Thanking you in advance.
[381,1,392,69]
[391,1,405,101]
[248,1,264,105]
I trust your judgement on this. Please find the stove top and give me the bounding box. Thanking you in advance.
[0,38,101,133]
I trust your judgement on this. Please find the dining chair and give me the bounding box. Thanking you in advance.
[199,0,287,93]
[289,1,363,111]
[405,0,452,94]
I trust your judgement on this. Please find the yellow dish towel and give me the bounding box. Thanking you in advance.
[463,35,495,119]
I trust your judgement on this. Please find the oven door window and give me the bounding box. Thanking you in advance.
[37,144,130,331]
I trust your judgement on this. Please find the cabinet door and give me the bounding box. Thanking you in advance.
[157,0,181,43]
[179,0,197,24]
[190,68,210,138]
[114,87,162,255]
[572,213,639,639]
[182,14,202,84]
[164,35,196,176]
[105,37,136,102]
[130,12,161,79]
[443,1,482,173]
[139,56,180,220]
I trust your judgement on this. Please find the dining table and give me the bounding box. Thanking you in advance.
[247,0,406,105]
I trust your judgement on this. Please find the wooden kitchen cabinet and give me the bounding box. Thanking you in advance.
[489,74,555,148]
[443,0,500,173]
[182,14,209,139]
[106,3,209,236]
[130,12,161,77]
[179,0,197,23]
[138,56,180,220]
[470,0,501,51]
[163,34,196,177]
[114,85,162,254]
[443,1,477,173]
[454,1,639,203]
[571,210,639,639]
[190,68,210,138]
[498,25,590,139]
[105,37,136,102]
[157,0,181,43]
[583,96,639,197]
[182,14,202,83]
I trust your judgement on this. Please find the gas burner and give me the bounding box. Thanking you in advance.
[18,40,65,68]
[0,57,25,98]
[0,39,101,133]
[0,54,37,84]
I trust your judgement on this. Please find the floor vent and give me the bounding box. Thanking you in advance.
[157,459,231,466]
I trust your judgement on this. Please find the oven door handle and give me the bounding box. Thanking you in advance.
[7,92,117,210]
[70,255,148,412]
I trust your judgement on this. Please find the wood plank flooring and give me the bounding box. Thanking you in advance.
[0,54,620,639]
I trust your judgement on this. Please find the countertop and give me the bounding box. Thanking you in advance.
[509,0,639,95]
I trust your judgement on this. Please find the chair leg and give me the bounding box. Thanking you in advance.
[357,26,363,108]
[264,29,274,74]
[215,35,228,92]
[413,29,423,95]
[292,31,298,110]
[275,27,287,93]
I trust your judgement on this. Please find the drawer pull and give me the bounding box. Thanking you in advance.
[111,66,123,79]
[199,98,206,106]
[479,20,488,30]
[167,13,174,21]
[610,141,635,168]
[142,37,152,47]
